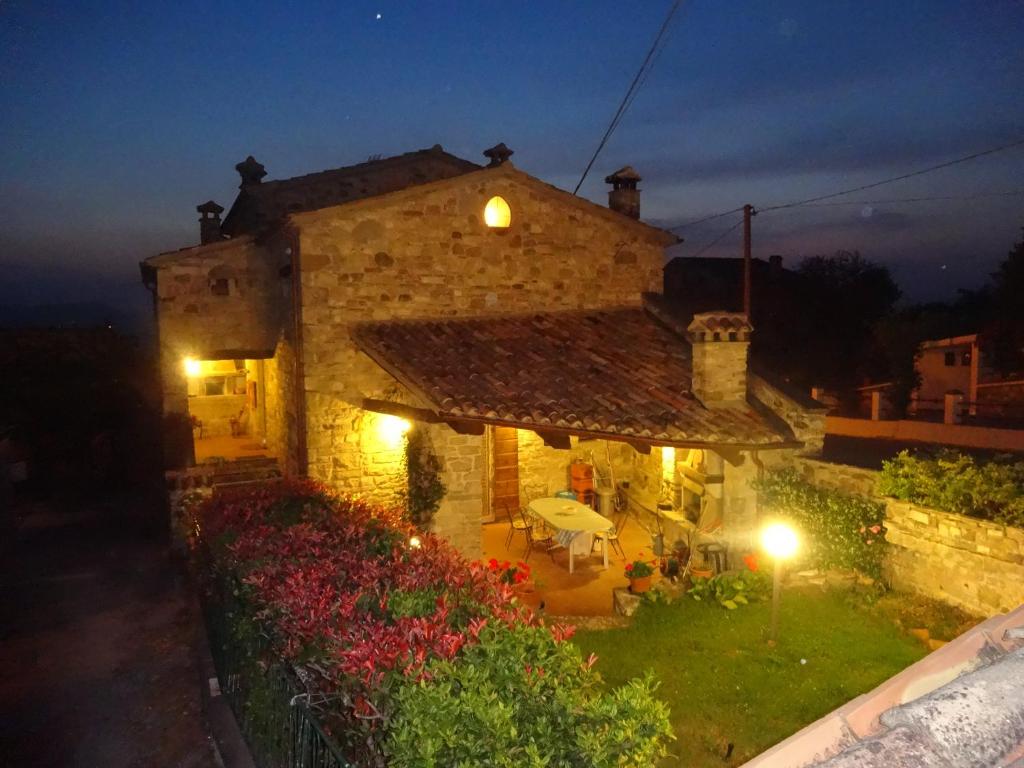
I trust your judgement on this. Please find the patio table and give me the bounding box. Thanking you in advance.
[527,498,613,574]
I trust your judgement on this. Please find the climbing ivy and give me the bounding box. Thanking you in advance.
[754,469,887,579]
[404,426,446,531]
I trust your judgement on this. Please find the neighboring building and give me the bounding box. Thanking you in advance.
[913,333,1024,422]
[141,143,825,557]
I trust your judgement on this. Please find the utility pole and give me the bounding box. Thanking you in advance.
[742,204,756,319]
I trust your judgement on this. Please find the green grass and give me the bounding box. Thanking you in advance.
[572,587,976,767]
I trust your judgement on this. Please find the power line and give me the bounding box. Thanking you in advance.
[765,189,1024,209]
[670,206,746,231]
[573,0,683,195]
[687,216,744,258]
[760,136,1024,212]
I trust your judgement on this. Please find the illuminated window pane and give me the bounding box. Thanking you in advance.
[484,195,511,228]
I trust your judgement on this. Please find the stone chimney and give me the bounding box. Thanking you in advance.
[605,166,641,219]
[483,142,514,167]
[235,155,267,187]
[197,200,224,245]
[687,312,752,406]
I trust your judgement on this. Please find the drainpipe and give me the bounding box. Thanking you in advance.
[751,450,765,523]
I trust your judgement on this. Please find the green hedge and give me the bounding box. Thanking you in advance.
[878,450,1024,528]
[755,469,887,579]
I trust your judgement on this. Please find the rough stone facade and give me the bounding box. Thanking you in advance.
[294,165,666,517]
[690,337,749,405]
[749,374,827,455]
[516,433,634,508]
[427,425,485,558]
[885,500,1024,616]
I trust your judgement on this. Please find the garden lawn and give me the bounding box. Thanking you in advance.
[572,586,975,768]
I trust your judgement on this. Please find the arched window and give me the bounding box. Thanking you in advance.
[484,195,511,228]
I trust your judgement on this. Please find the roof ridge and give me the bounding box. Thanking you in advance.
[259,145,479,190]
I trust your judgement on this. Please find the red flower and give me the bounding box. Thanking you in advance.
[743,553,759,572]
[625,563,634,572]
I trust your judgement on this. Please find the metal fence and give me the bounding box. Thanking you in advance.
[200,572,356,768]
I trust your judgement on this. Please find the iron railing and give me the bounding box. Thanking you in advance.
[200,571,356,768]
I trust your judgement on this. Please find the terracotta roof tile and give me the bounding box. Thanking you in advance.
[352,308,794,447]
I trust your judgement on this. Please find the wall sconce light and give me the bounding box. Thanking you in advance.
[378,414,411,445]
[183,357,202,378]
[484,195,511,228]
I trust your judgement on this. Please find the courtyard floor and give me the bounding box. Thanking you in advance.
[0,493,218,767]
[572,585,979,767]
[482,515,656,616]
[194,434,269,463]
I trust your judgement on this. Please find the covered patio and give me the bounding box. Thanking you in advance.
[352,305,821,616]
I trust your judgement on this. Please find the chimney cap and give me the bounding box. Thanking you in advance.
[196,200,224,215]
[235,155,267,186]
[688,311,753,338]
[605,166,642,187]
[483,142,514,167]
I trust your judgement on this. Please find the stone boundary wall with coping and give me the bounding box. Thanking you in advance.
[789,457,1024,617]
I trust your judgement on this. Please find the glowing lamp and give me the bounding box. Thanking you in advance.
[378,414,411,444]
[183,357,202,378]
[408,535,422,549]
[484,195,511,228]
[761,522,799,560]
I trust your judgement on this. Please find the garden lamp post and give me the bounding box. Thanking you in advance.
[761,522,799,644]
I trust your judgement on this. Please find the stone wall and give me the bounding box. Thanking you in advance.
[428,424,484,559]
[517,433,634,508]
[885,500,1024,616]
[749,374,827,456]
[263,338,299,476]
[295,166,665,517]
[153,237,287,419]
[787,456,1024,617]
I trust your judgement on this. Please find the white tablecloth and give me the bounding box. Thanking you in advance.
[528,498,613,554]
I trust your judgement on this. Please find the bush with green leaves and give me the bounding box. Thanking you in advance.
[755,469,887,579]
[878,450,1024,528]
[689,570,772,610]
[385,623,673,768]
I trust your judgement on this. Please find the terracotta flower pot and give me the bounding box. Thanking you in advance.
[629,575,652,594]
[690,566,714,580]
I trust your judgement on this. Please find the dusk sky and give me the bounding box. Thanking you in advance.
[2,0,1022,329]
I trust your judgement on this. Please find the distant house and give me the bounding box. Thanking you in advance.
[911,333,1024,422]
[141,143,824,557]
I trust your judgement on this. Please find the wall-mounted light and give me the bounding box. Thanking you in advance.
[408,535,422,549]
[183,357,202,378]
[378,413,411,445]
[484,195,511,228]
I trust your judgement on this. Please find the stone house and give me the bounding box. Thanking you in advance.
[141,142,825,557]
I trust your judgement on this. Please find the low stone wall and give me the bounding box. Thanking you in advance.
[885,500,1024,616]
[826,415,1024,452]
[788,456,1024,616]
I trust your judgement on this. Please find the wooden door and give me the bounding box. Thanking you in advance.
[492,426,520,522]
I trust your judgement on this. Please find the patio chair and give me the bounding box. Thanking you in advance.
[591,508,628,559]
[504,504,534,557]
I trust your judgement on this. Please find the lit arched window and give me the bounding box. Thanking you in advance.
[484,195,511,228]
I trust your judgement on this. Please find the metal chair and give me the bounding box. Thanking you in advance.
[504,504,534,558]
[592,508,628,559]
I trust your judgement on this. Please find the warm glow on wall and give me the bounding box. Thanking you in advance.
[661,446,676,482]
[183,357,202,377]
[378,414,411,445]
[484,195,511,228]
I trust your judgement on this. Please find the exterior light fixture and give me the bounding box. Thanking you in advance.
[761,521,799,644]
[408,535,422,549]
[483,195,511,228]
[378,414,411,445]
[183,357,202,378]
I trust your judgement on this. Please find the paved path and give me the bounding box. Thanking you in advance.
[0,497,218,767]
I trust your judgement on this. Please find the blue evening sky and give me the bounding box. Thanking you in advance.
[1,0,1022,327]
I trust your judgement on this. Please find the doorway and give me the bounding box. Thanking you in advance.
[490,426,520,524]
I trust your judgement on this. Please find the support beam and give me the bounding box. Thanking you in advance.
[535,430,572,449]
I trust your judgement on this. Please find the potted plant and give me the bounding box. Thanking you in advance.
[624,554,656,593]
[487,558,533,593]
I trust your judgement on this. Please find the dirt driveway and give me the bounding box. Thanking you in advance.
[0,496,218,767]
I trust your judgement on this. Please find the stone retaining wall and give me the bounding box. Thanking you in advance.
[788,456,1024,616]
[885,500,1024,615]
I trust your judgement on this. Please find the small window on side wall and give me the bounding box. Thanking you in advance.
[211,278,230,296]
[484,195,511,228]
[944,352,956,366]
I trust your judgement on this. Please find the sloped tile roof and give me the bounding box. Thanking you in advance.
[221,145,480,236]
[352,308,796,447]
